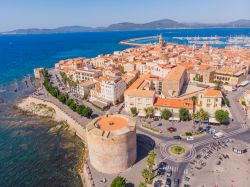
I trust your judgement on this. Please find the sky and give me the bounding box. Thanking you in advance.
[0,0,249,31]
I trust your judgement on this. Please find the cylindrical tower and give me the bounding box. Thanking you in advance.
[86,114,137,174]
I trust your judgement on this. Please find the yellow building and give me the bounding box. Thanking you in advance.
[197,88,223,114]
[213,67,246,86]
[124,74,155,112]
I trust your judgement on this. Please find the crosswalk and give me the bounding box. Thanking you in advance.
[194,126,249,147]
[165,165,189,175]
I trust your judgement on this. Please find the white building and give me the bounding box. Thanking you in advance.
[74,66,102,81]
[101,76,127,104]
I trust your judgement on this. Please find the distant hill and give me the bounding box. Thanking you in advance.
[2,26,93,34]
[1,19,250,34]
[106,19,185,31]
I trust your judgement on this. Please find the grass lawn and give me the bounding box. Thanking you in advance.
[169,145,186,155]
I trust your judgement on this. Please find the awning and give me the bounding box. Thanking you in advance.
[209,118,220,124]
[138,110,146,117]
[154,110,161,117]
[169,117,180,121]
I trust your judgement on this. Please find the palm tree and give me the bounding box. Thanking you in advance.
[191,96,198,113]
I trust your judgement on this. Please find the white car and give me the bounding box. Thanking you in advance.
[187,136,194,141]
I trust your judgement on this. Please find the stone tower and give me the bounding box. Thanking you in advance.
[159,34,164,47]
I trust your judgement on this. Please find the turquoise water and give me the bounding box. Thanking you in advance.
[0,28,250,186]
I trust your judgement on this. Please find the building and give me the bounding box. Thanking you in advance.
[74,66,102,81]
[86,114,137,174]
[33,68,44,79]
[78,81,96,97]
[124,74,155,112]
[213,67,246,86]
[101,76,126,104]
[162,66,188,97]
[197,88,223,114]
[55,58,85,72]
[154,98,193,117]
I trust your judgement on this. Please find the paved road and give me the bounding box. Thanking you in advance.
[142,85,250,185]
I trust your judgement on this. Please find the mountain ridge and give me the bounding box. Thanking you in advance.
[2,19,250,34]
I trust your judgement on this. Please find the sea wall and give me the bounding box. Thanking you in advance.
[17,96,86,142]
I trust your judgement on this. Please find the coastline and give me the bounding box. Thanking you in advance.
[16,95,88,187]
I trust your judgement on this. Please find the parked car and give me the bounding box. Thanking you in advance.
[174,178,180,187]
[232,87,237,91]
[186,136,194,141]
[157,168,165,176]
[154,180,162,187]
[166,169,172,177]
[173,135,182,140]
[165,178,171,187]
[158,161,167,169]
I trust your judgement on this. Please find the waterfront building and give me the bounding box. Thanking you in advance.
[74,66,102,81]
[55,58,85,72]
[86,114,137,174]
[33,68,44,79]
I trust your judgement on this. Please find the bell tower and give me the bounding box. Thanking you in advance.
[159,34,164,47]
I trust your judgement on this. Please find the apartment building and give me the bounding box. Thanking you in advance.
[213,67,246,86]
[101,76,127,104]
[154,98,193,117]
[124,74,155,112]
[197,88,223,114]
[74,66,102,81]
[55,58,85,72]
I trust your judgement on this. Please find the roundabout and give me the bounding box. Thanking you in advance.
[169,145,186,156]
[160,141,196,163]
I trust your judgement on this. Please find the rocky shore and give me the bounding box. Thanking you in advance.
[16,96,88,187]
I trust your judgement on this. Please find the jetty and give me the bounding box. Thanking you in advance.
[119,35,160,47]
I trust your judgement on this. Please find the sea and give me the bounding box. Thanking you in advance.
[0,28,250,186]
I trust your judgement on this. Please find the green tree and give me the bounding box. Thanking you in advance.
[179,108,190,121]
[144,107,154,118]
[69,102,77,111]
[82,107,93,118]
[215,110,229,124]
[161,109,172,120]
[130,107,138,116]
[241,100,246,106]
[138,182,147,187]
[193,108,209,121]
[110,176,126,187]
[223,97,230,107]
[57,93,66,103]
[147,150,156,171]
[76,105,85,115]
[66,98,74,106]
[141,169,151,184]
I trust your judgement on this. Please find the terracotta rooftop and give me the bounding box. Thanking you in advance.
[125,89,155,98]
[203,88,223,97]
[96,115,128,131]
[154,98,193,109]
[165,65,186,81]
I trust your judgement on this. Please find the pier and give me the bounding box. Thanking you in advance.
[119,35,160,47]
